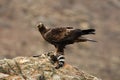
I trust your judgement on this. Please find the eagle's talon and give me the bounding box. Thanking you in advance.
[55,62,64,69]
[50,55,57,64]
[55,65,60,69]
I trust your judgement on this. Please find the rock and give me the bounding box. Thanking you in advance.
[0,52,101,80]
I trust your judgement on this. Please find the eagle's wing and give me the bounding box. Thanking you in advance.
[44,27,74,42]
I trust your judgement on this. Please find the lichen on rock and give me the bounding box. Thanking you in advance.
[0,52,101,80]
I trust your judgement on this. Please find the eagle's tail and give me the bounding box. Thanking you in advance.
[81,29,95,35]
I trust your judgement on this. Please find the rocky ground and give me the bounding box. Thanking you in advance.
[0,52,101,80]
[0,0,120,80]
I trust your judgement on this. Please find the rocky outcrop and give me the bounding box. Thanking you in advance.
[0,52,101,80]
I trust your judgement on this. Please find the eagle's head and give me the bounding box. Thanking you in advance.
[37,23,47,34]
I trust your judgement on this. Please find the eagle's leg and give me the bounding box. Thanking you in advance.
[54,45,65,69]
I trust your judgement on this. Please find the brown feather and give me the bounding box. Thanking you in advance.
[37,23,96,53]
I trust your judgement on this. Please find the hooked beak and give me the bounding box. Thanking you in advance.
[37,23,44,28]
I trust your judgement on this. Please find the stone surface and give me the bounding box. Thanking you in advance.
[0,52,101,80]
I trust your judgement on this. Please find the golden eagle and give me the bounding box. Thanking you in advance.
[37,23,96,69]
